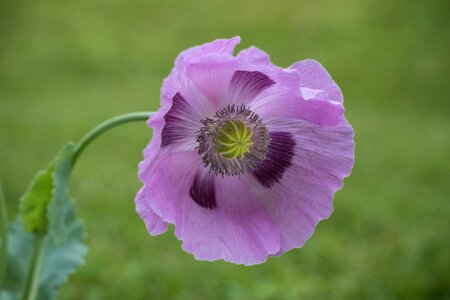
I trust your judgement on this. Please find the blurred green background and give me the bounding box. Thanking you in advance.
[1,0,449,299]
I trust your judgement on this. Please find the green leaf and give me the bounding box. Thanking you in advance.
[0,221,32,300]
[19,167,54,233]
[1,142,88,299]
[0,205,87,300]
[47,143,76,244]
[18,142,76,243]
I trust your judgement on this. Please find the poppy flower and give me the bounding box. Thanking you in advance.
[136,36,354,265]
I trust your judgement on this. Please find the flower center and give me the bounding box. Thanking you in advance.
[215,120,254,159]
[196,105,270,176]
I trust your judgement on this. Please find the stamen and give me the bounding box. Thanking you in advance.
[196,105,271,176]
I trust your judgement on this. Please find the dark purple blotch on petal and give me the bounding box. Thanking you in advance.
[161,93,192,147]
[230,70,275,102]
[252,132,296,188]
[189,172,216,209]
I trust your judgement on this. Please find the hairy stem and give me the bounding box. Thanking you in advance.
[0,181,7,288]
[72,111,153,165]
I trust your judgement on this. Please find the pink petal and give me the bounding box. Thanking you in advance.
[139,149,281,265]
[135,186,168,235]
[176,174,280,265]
[159,93,203,151]
[175,36,241,69]
[228,70,275,105]
[251,88,344,127]
[290,59,344,103]
[236,46,271,65]
[187,55,238,108]
[139,150,200,224]
[236,46,301,90]
[250,118,354,254]
[161,36,241,106]
[186,47,300,110]
[251,131,296,188]
[148,80,215,153]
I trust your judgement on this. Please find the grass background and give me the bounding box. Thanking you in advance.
[1,0,449,299]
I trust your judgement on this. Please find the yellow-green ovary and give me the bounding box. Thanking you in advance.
[215,120,253,159]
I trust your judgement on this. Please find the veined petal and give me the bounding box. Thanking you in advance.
[188,59,279,109]
[160,93,202,150]
[252,118,354,253]
[236,46,271,65]
[300,87,329,101]
[139,149,281,265]
[139,150,200,224]
[142,111,165,165]
[187,55,238,108]
[176,175,281,265]
[228,70,275,105]
[251,88,344,127]
[148,79,214,160]
[290,59,344,103]
[186,48,300,109]
[175,36,241,70]
[236,46,301,91]
[161,36,241,106]
[252,131,296,187]
[135,186,168,235]
[189,171,216,209]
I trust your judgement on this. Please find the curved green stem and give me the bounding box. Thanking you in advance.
[21,234,46,300]
[72,111,152,165]
[18,111,153,300]
[0,181,7,288]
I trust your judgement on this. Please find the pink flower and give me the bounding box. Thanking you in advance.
[136,36,354,265]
